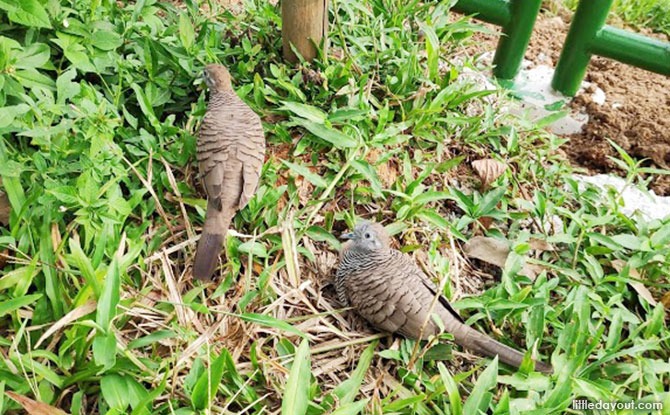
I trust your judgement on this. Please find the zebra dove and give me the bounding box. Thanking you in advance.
[336,221,553,373]
[193,64,266,281]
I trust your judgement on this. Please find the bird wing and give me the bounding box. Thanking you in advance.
[236,109,265,209]
[198,120,229,208]
[198,101,265,212]
[344,249,462,339]
[389,250,464,338]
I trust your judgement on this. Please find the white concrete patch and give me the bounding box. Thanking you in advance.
[510,64,592,135]
[466,52,607,136]
[461,52,668,222]
[574,174,670,221]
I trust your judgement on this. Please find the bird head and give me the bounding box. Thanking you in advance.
[203,64,232,92]
[340,221,391,251]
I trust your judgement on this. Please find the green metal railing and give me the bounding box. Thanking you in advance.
[452,0,670,96]
[452,0,542,80]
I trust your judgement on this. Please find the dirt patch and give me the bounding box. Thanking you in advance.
[469,12,670,194]
[571,58,670,187]
[534,16,670,194]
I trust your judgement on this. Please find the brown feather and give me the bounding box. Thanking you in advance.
[193,64,265,281]
[336,221,553,374]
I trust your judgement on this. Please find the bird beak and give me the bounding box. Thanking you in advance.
[340,232,354,240]
[201,70,212,88]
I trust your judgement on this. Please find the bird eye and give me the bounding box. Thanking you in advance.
[364,232,371,239]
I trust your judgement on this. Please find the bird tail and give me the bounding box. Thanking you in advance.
[193,202,232,281]
[453,323,553,374]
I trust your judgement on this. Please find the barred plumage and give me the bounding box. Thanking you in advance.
[336,221,553,373]
[192,64,266,281]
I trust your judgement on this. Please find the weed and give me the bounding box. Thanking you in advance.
[0,0,668,414]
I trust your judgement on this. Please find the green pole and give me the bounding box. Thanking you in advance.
[593,27,670,75]
[551,0,613,96]
[453,0,542,80]
[452,0,511,27]
[492,0,542,79]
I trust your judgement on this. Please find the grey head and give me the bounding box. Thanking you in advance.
[340,221,391,251]
[203,63,232,93]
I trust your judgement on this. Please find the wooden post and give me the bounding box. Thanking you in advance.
[281,0,328,63]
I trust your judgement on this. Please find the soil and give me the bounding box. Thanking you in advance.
[535,15,670,194]
[217,2,670,191]
[472,12,670,194]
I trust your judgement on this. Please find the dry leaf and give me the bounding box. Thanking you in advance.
[35,300,97,348]
[0,180,10,225]
[464,236,510,268]
[0,195,9,225]
[661,291,670,310]
[472,159,507,188]
[0,192,9,268]
[51,223,62,252]
[5,391,69,415]
[629,282,656,306]
[367,149,398,187]
[295,176,313,207]
[611,259,657,306]
[477,216,494,230]
[0,248,8,269]
[528,238,555,252]
[377,160,398,188]
[464,236,544,280]
[519,263,546,280]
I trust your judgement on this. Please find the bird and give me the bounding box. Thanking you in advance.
[193,64,266,281]
[335,221,553,373]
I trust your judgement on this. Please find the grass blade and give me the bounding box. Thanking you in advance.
[280,102,327,123]
[333,341,377,405]
[462,357,498,414]
[191,349,229,410]
[282,160,328,188]
[239,312,307,339]
[0,294,42,317]
[96,256,120,331]
[438,363,462,415]
[281,338,312,415]
[293,118,358,148]
[330,399,369,415]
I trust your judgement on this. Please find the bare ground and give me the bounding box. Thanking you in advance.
[471,10,670,194]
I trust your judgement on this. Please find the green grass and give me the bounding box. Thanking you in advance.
[0,0,669,414]
[561,0,670,35]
